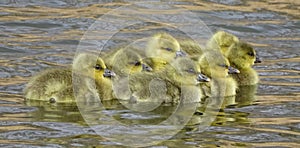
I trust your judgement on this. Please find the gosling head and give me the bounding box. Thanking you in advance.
[73,53,116,82]
[198,51,240,79]
[111,48,152,76]
[226,41,257,69]
[207,31,239,54]
[171,57,210,85]
[146,32,185,64]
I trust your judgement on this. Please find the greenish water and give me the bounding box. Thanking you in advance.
[0,0,299,147]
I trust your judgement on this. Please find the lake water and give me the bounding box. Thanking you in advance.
[0,0,299,147]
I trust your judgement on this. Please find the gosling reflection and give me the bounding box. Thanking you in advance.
[25,100,84,123]
[186,96,252,129]
[186,84,257,127]
[235,85,258,106]
[76,100,196,126]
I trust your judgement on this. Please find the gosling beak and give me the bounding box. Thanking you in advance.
[197,73,210,82]
[175,50,187,58]
[254,55,262,63]
[103,69,116,77]
[142,63,153,72]
[228,66,240,74]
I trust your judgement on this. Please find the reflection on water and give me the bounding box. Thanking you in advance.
[235,85,258,106]
[0,0,299,147]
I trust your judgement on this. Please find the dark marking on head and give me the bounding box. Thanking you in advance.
[165,47,173,51]
[247,52,255,57]
[187,68,195,74]
[95,64,102,70]
[134,61,141,66]
[49,98,56,103]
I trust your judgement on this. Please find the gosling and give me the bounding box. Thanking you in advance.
[197,50,240,97]
[24,53,116,103]
[225,41,259,85]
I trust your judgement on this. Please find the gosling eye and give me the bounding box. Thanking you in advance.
[134,61,141,66]
[128,61,141,66]
[187,68,195,73]
[164,47,173,51]
[247,52,255,57]
[219,64,228,68]
[94,64,103,70]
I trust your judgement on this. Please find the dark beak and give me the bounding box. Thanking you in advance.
[142,63,153,72]
[254,55,262,63]
[103,69,116,77]
[175,50,187,58]
[228,66,240,74]
[197,73,210,82]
